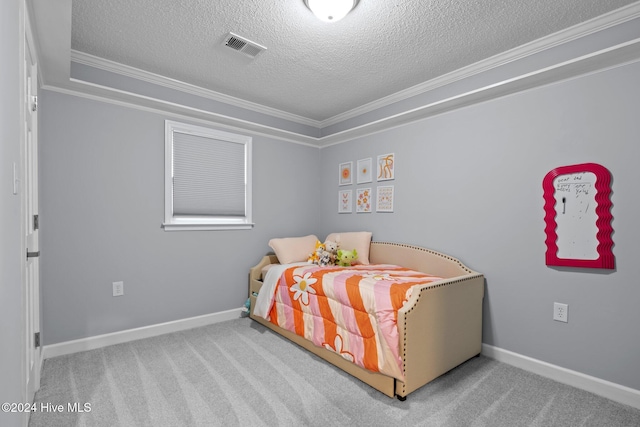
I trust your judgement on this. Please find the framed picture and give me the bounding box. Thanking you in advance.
[377,153,395,181]
[339,161,353,186]
[338,190,352,213]
[357,158,372,184]
[376,185,394,212]
[356,188,372,213]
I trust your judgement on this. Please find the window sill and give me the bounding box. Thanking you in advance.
[162,223,255,231]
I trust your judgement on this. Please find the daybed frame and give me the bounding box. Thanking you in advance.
[248,242,485,400]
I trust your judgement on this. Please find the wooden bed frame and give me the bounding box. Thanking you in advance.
[248,242,485,400]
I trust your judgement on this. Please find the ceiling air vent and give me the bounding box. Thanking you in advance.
[223,33,267,58]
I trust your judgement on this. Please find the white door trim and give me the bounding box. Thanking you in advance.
[22,4,41,425]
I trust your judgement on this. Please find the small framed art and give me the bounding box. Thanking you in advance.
[376,185,394,212]
[357,158,372,184]
[338,190,352,213]
[377,153,395,181]
[339,161,353,186]
[356,188,372,213]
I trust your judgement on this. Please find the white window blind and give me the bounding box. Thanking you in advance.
[164,120,253,231]
[173,132,245,216]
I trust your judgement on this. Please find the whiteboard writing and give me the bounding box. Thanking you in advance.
[553,172,598,260]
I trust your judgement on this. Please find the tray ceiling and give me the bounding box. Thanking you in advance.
[57,0,640,122]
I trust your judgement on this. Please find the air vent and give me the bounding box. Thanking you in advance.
[223,33,267,58]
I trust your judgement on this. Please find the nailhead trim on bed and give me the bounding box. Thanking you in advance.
[397,276,483,396]
[374,242,483,396]
[372,242,474,274]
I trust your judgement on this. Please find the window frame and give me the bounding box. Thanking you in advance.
[163,120,253,231]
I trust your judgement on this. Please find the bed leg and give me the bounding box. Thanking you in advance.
[396,395,407,401]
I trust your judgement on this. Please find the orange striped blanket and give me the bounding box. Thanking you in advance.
[254,263,442,380]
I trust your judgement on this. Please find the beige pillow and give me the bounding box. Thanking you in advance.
[268,235,318,264]
[325,232,372,264]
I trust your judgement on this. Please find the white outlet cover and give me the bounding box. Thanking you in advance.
[113,281,124,297]
[553,302,568,322]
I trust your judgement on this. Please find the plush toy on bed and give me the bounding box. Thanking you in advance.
[318,240,339,266]
[336,248,358,267]
[307,240,325,264]
[309,239,340,266]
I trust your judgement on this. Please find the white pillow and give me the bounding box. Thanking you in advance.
[268,235,318,264]
[325,231,372,264]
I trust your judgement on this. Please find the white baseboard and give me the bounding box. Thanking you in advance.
[43,308,243,360]
[482,343,640,410]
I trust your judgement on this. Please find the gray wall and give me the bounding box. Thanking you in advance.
[0,0,26,426]
[319,60,640,391]
[39,90,320,344]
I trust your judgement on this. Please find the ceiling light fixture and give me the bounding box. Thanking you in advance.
[303,0,360,23]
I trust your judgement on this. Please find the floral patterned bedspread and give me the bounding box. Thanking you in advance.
[253,263,442,380]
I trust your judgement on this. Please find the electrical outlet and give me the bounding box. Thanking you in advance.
[553,302,568,323]
[112,281,124,297]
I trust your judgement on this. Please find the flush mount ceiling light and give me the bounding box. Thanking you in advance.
[303,0,360,23]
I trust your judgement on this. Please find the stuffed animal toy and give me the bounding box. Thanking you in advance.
[241,298,251,317]
[336,249,358,267]
[324,240,338,254]
[308,240,325,264]
[317,240,339,266]
[309,239,340,266]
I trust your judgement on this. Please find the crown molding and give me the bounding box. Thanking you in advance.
[71,50,322,129]
[46,37,640,150]
[320,1,640,128]
[316,38,640,147]
[43,77,320,148]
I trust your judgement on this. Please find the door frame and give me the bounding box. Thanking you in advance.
[21,1,41,420]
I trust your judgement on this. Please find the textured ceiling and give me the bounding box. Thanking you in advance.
[71,0,637,122]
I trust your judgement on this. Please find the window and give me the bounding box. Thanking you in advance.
[163,120,253,231]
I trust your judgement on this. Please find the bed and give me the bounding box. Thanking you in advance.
[248,240,484,400]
